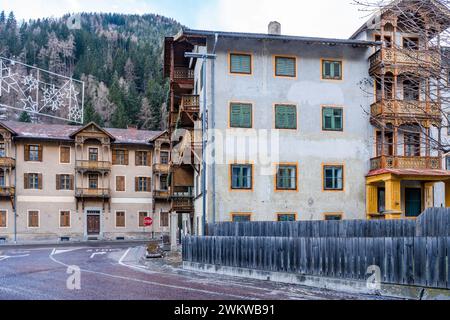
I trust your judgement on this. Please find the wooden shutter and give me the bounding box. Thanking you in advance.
[147,151,152,166]
[112,149,117,165]
[37,145,43,161]
[124,150,129,165]
[135,151,141,166]
[0,211,6,227]
[135,177,139,192]
[24,173,29,189]
[276,105,296,129]
[69,175,74,190]
[24,145,30,161]
[242,105,252,128]
[230,54,251,74]
[230,105,242,127]
[56,174,61,190]
[230,104,251,128]
[60,147,70,163]
[333,61,341,79]
[146,177,151,192]
[38,174,43,190]
[275,57,296,77]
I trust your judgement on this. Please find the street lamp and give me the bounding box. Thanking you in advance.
[184,52,216,236]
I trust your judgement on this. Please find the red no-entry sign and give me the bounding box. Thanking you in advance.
[144,217,153,227]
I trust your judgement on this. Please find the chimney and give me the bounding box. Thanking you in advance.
[268,21,281,35]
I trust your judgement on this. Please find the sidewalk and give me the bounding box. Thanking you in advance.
[0,239,158,249]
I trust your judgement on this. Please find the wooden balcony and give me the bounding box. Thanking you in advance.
[75,188,110,198]
[76,160,111,172]
[153,163,170,173]
[370,99,441,124]
[172,198,194,212]
[154,190,170,199]
[181,95,200,113]
[370,155,441,171]
[0,186,15,197]
[0,157,15,168]
[369,48,440,75]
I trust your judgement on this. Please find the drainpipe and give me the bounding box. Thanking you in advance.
[211,33,219,225]
[13,143,17,243]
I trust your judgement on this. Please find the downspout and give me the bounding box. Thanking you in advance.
[13,143,17,243]
[211,33,219,225]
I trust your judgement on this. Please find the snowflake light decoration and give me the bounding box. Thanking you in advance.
[42,85,65,111]
[22,74,39,92]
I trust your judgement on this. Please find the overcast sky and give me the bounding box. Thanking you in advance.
[2,0,372,39]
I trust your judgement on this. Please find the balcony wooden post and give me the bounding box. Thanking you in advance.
[424,182,434,209]
[446,181,450,208]
[393,126,398,157]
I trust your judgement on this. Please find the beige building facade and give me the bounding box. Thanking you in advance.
[0,121,171,243]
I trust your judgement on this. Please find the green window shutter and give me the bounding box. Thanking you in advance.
[275,57,296,77]
[323,60,342,80]
[323,107,343,131]
[230,54,251,74]
[230,103,252,128]
[275,105,296,129]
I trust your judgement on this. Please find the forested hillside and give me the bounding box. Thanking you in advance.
[0,11,182,129]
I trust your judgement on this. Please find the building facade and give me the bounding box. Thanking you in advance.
[164,0,450,234]
[0,121,171,242]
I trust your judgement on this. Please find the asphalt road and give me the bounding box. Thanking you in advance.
[0,243,395,300]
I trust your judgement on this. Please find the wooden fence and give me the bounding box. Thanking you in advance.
[183,236,450,289]
[206,208,450,238]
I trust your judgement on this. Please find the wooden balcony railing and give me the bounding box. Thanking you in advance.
[154,190,170,199]
[0,186,15,197]
[76,160,111,171]
[173,67,194,81]
[370,99,441,119]
[153,163,170,173]
[75,188,110,198]
[370,155,441,171]
[172,197,194,212]
[172,186,194,198]
[181,95,200,113]
[369,48,441,72]
[0,157,15,167]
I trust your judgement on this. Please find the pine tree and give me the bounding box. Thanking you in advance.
[83,101,104,126]
[18,111,31,123]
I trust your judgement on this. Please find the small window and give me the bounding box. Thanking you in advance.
[160,175,168,191]
[116,176,125,192]
[160,212,169,227]
[322,60,342,80]
[27,144,41,162]
[231,164,252,190]
[116,211,126,228]
[28,211,39,228]
[322,107,343,131]
[232,214,251,222]
[403,37,419,50]
[404,133,421,157]
[135,151,149,166]
[160,151,169,164]
[0,210,6,228]
[88,174,98,189]
[325,214,343,221]
[113,149,128,165]
[276,164,297,190]
[60,146,70,164]
[139,212,148,227]
[88,148,98,162]
[275,56,296,77]
[0,142,6,157]
[60,211,70,228]
[57,174,72,190]
[0,169,5,187]
[275,104,297,129]
[323,165,344,191]
[277,214,296,222]
[26,173,41,190]
[230,103,252,128]
[136,177,151,192]
[230,53,252,74]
